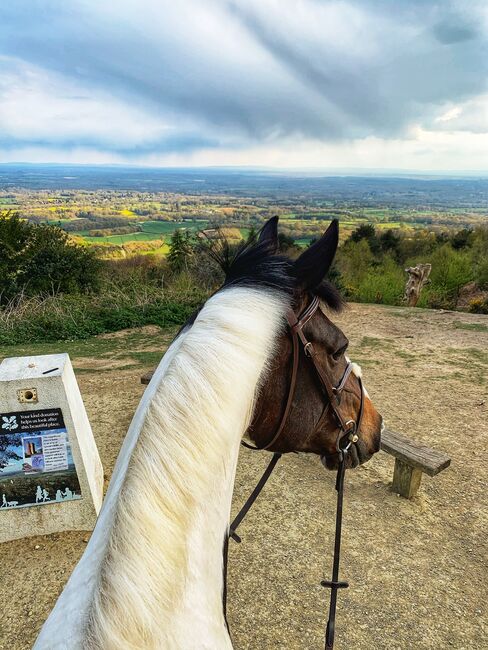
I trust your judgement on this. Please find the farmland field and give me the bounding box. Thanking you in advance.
[76,219,209,242]
[2,165,487,256]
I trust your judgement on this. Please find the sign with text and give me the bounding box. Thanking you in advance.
[0,408,82,509]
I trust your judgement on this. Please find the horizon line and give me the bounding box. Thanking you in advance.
[1,161,488,178]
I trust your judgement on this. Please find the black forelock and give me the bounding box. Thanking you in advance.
[221,239,294,295]
[209,235,343,311]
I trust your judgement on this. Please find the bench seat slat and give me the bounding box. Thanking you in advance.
[381,428,451,477]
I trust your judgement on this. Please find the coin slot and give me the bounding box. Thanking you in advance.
[17,388,38,403]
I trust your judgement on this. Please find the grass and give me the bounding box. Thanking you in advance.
[0,285,206,346]
[359,336,394,349]
[396,350,417,362]
[446,346,488,364]
[0,327,175,361]
[345,353,380,368]
[75,220,209,245]
[1,327,179,378]
[388,311,415,318]
[453,321,488,333]
[445,347,488,381]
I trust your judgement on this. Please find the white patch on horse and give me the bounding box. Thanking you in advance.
[346,355,369,397]
[34,287,289,650]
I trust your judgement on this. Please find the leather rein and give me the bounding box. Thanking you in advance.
[223,295,365,649]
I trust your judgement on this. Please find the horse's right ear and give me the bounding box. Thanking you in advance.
[257,216,279,253]
[294,219,339,289]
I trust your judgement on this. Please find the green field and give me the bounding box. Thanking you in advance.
[76,219,209,244]
[3,185,487,258]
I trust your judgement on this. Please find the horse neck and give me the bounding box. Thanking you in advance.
[84,287,288,649]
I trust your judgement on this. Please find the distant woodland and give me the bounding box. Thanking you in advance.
[1,171,487,343]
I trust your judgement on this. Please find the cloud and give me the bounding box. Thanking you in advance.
[0,55,224,155]
[0,1,487,167]
[431,95,488,134]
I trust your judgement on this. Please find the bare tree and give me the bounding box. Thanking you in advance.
[404,263,432,307]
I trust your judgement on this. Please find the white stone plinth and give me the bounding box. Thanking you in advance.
[0,353,103,543]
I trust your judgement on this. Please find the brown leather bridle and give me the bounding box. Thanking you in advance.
[223,295,366,649]
[243,294,365,452]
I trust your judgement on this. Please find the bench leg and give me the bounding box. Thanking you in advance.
[391,459,422,498]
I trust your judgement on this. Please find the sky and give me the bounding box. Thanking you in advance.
[0,0,488,171]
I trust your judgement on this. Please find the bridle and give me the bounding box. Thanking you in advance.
[242,294,364,453]
[223,294,365,649]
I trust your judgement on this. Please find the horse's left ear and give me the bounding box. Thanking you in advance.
[257,216,279,252]
[294,219,339,289]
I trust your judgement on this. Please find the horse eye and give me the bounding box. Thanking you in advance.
[332,344,348,361]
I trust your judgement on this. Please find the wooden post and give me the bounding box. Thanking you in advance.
[391,458,423,498]
[404,263,432,307]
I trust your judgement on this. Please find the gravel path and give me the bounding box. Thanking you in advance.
[1,305,487,649]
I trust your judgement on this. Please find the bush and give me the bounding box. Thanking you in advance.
[0,211,101,304]
[335,240,406,305]
[468,297,488,314]
[0,285,207,345]
[168,230,196,273]
[356,256,405,304]
[420,244,474,308]
[424,291,455,310]
[475,258,488,289]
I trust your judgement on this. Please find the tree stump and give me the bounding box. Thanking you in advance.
[404,263,431,307]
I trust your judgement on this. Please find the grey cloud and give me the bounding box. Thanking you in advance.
[0,0,487,156]
[432,10,481,45]
[0,132,221,156]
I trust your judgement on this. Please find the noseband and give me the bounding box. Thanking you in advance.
[223,295,365,649]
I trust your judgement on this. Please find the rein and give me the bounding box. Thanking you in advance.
[223,295,365,649]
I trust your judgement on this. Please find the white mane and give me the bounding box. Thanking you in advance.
[34,286,289,650]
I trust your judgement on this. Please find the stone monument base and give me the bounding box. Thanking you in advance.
[0,353,103,543]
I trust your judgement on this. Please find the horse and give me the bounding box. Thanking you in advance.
[34,217,382,650]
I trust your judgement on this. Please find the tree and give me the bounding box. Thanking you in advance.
[167,229,195,273]
[0,211,101,303]
[404,264,432,307]
[246,226,258,244]
[0,210,31,302]
[379,229,400,259]
[450,228,471,250]
[278,232,297,252]
[348,223,381,255]
[0,432,22,471]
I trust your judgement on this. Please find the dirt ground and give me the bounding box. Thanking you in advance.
[1,304,487,649]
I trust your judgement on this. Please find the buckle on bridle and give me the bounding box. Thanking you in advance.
[303,341,314,356]
[337,420,358,452]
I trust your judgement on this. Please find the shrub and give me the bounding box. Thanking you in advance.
[168,230,195,273]
[424,291,455,310]
[427,244,474,299]
[0,286,207,345]
[356,256,405,304]
[468,297,488,314]
[475,258,488,289]
[336,239,374,287]
[0,211,101,304]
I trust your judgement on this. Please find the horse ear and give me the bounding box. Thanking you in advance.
[294,219,339,289]
[257,216,279,252]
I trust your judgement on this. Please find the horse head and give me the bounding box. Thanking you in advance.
[244,217,383,469]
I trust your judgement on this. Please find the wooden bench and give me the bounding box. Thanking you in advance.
[381,428,451,498]
[140,372,451,498]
